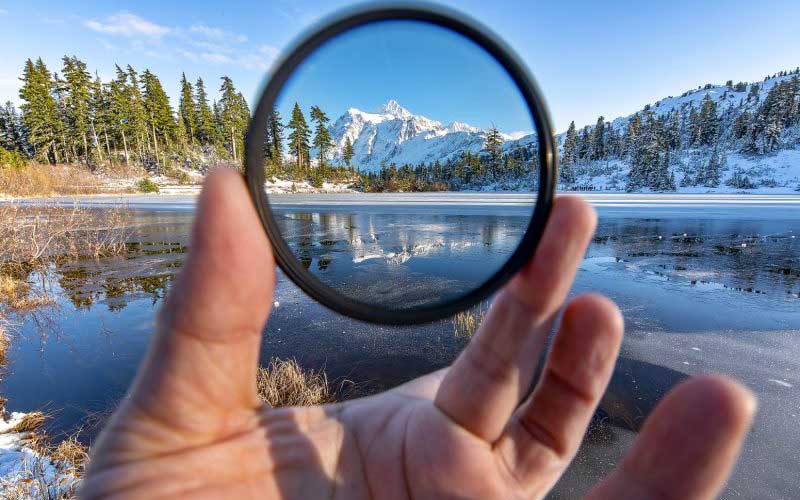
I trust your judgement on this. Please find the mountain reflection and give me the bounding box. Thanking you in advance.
[274,211,529,308]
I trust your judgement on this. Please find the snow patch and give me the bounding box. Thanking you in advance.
[0,412,80,496]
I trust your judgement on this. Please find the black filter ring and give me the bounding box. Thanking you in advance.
[244,2,557,325]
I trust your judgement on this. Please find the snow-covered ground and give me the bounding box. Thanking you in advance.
[0,411,80,497]
[264,177,355,194]
[566,147,800,194]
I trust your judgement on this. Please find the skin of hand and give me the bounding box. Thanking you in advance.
[80,168,756,499]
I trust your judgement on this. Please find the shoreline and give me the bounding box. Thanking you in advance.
[6,192,800,220]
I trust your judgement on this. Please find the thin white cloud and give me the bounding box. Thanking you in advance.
[0,9,9,15]
[42,17,64,24]
[98,39,118,51]
[258,45,279,59]
[188,24,247,43]
[176,49,200,62]
[201,52,233,65]
[81,11,277,71]
[84,12,169,38]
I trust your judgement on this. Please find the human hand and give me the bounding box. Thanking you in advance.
[80,169,755,499]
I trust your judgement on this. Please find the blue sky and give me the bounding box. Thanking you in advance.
[276,20,533,133]
[0,0,798,132]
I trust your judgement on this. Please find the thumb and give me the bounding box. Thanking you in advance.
[128,168,275,436]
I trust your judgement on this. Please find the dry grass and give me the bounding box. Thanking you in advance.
[0,402,88,498]
[257,358,334,407]
[0,164,107,197]
[9,411,46,433]
[453,302,489,339]
[0,320,8,365]
[0,203,129,321]
[50,434,89,476]
[0,203,130,267]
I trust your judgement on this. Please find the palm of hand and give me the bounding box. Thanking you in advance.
[80,170,754,500]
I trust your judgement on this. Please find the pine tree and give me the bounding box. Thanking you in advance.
[19,58,62,163]
[697,94,719,146]
[194,77,218,147]
[560,121,577,184]
[125,66,148,159]
[61,55,92,163]
[89,74,111,163]
[108,66,132,161]
[483,126,503,177]
[703,147,722,187]
[666,111,681,150]
[747,83,760,103]
[687,105,701,145]
[343,136,354,168]
[287,102,310,172]
[590,116,605,160]
[178,73,196,145]
[310,105,333,166]
[628,111,667,191]
[217,76,249,162]
[266,108,283,167]
[0,102,29,155]
[52,71,75,163]
[142,69,177,162]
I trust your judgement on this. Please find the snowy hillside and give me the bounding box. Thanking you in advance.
[311,68,800,194]
[553,69,800,193]
[329,100,516,171]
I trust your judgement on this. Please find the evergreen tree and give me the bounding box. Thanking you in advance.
[108,66,132,160]
[266,108,283,167]
[125,66,148,158]
[0,102,29,154]
[702,147,723,187]
[178,73,196,145]
[89,73,111,162]
[623,114,641,158]
[52,71,74,162]
[217,76,249,162]
[310,105,333,166]
[287,102,310,171]
[61,55,92,162]
[590,116,605,160]
[483,126,503,177]
[666,111,681,150]
[628,111,670,191]
[560,121,577,184]
[697,93,719,146]
[343,136,354,168]
[19,58,62,163]
[142,69,177,159]
[194,77,217,146]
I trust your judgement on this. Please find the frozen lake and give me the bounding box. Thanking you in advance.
[4,192,800,498]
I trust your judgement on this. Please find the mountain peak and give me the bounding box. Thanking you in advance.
[376,99,412,119]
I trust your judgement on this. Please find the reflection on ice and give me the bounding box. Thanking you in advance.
[274,210,529,308]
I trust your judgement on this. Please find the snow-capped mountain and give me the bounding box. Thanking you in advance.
[329,100,516,171]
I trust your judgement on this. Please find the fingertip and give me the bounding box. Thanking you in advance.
[545,294,623,397]
[552,195,597,236]
[669,374,757,432]
[562,293,624,342]
[197,166,250,213]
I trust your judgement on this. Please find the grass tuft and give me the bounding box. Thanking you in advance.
[452,302,489,339]
[257,358,334,407]
[0,163,105,197]
[9,411,46,433]
[51,434,89,475]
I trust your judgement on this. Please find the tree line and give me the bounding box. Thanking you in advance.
[2,56,798,193]
[0,56,250,172]
[559,69,800,191]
